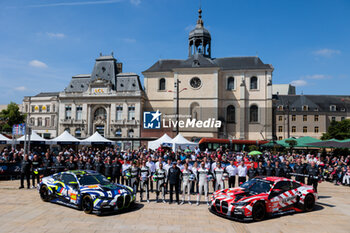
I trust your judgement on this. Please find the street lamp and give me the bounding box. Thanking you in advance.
[168,79,187,135]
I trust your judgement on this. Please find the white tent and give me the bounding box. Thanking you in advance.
[48,131,81,145]
[17,131,47,144]
[148,133,172,150]
[170,134,198,152]
[81,132,114,145]
[0,133,11,144]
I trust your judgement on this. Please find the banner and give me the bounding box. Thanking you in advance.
[12,123,26,136]
[0,162,21,177]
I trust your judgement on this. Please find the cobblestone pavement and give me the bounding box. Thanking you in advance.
[0,180,349,233]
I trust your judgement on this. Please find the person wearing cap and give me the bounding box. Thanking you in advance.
[167,161,181,204]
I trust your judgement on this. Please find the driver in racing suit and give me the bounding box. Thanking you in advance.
[125,160,140,195]
[213,162,226,191]
[181,163,193,205]
[197,161,211,206]
[155,162,167,203]
[140,160,151,203]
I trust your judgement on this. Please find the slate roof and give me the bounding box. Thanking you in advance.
[143,54,273,73]
[34,92,60,97]
[275,95,350,112]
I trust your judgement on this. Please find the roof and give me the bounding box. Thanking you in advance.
[143,54,273,73]
[272,84,296,95]
[34,92,60,97]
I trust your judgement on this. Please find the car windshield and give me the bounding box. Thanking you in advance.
[240,178,273,194]
[78,174,110,186]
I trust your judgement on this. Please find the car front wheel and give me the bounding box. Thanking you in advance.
[39,185,51,202]
[304,194,315,212]
[252,202,266,221]
[82,195,93,214]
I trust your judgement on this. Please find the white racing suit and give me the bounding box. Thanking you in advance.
[213,167,225,191]
[155,168,167,201]
[140,166,151,201]
[197,167,210,203]
[181,169,193,202]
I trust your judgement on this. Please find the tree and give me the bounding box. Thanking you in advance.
[0,102,26,133]
[321,119,350,140]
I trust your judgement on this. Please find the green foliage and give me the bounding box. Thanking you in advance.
[248,145,259,152]
[321,119,350,140]
[0,102,25,133]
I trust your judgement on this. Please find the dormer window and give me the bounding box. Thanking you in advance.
[277,105,283,111]
[341,108,346,112]
[302,105,308,111]
[291,107,296,111]
[330,105,337,112]
[314,108,319,111]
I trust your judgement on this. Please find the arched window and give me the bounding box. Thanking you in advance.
[94,107,106,120]
[75,128,81,138]
[115,128,122,137]
[250,76,258,90]
[227,77,235,90]
[128,129,134,138]
[226,105,235,123]
[159,78,166,90]
[190,102,200,120]
[250,105,258,122]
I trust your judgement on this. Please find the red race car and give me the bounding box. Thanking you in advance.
[210,177,317,221]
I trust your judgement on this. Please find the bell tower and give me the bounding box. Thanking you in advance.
[188,8,211,58]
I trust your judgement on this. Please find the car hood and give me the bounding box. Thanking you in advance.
[213,187,259,203]
[81,183,133,196]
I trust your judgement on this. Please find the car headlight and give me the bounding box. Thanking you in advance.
[233,202,248,206]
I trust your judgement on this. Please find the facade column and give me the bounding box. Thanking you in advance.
[106,104,110,137]
[87,104,91,136]
[266,71,273,140]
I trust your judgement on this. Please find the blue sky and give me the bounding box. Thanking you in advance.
[0,0,349,104]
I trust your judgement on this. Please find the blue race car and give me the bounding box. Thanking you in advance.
[38,170,136,215]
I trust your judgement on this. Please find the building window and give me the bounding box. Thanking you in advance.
[159,78,166,90]
[115,128,122,137]
[314,126,319,133]
[76,106,82,120]
[65,106,72,120]
[44,117,50,127]
[341,117,345,121]
[292,126,296,133]
[128,105,135,120]
[314,115,319,121]
[314,108,319,111]
[53,104,56,112]
[278,126,283,132]
[38,117,42,126]
[94,107,106,120]
[278,136,283,140]
[291,107,296,111]
[128,129,134,138]
[303,115,307,121]
[39,105,42,112]
[116,105,123,121]
[277,105,283,111]
[341,108,346,112]
[226,105,235,123]
[330,105,337,112]
[30,117,34,125]
[331,116,336,121]
[51,115,55,127]
[227,77,235,90]
[31,105,35,112]
[250,105,258,122]
[75,128,81,138]
[292,115,296,121]
[278,116,283,121]
[303,126,308,133]
[302,105,308,111]
[46,105,50,112]
[250,76,258,90]
[25,105,28,112]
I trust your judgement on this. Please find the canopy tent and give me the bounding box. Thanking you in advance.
[0,133,11,144]
[17,131,47,144]
[48,131,81,145]
[81,132,114,145]
[307,138,350,148]
[170,134,198,152]
[276,136,322,148]
[148,133,172,150]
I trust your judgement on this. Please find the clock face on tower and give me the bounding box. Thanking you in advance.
[190,77,202,89]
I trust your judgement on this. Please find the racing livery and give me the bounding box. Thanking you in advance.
[38,170,136,215]
[210,177,317,221]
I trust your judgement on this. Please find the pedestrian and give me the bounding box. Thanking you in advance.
[19,154,31,189]
[237,161,247,185]
[167,162,181,204]
[225,160,237,188]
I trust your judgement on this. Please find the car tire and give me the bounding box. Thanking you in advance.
[303,194,315,212]
[82,195,93,214]
[252,202,266,221]
[39,185,51,202]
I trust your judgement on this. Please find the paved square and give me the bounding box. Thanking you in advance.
[0,180,349,233]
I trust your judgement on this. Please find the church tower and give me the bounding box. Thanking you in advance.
[188,9,211,58]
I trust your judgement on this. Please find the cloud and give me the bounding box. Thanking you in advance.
[290,80,307,87]
[14,86,27,91]
[29,60,48,68]
[122,38,136,43]
[185,24,195,31]
[303,74,331,80]
[313,49,341,57]
[47,32,65,39]
[8,0,124,8]
[130,0,141,6]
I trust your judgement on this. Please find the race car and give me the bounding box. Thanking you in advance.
[38,170,136,215]
[210,177,317,221]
